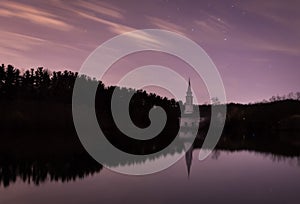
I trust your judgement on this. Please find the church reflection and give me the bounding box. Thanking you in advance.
[185,145,193,178]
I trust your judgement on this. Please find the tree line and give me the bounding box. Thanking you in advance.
[0,63,181,107]
[0,64,77,102]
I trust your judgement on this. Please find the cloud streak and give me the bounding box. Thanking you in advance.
[73,10,133,34]
[147,16,187,36]
[194,14,231,38]
[0,30,85,60]
[75,0,124,19]
[0,1,73,31]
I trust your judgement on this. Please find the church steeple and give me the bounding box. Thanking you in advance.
[184,78,194,114]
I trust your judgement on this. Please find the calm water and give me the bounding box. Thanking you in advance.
[0,150,300,204]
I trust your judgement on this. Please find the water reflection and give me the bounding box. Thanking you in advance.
[1,122,300,188]
[1,139,300,188]
[1,149,300,204]
[0,153,102,188]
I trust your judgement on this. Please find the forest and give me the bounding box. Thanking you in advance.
[0,64,300,163]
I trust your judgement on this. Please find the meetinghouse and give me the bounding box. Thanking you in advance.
[180,78,200,128]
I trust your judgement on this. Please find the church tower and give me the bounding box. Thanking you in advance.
[184,78,194,114]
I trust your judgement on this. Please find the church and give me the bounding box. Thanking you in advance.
[180,78,200,128]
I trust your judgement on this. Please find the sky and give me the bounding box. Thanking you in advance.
[0,0,299,103]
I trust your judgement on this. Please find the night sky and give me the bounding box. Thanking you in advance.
[0,0,299,103]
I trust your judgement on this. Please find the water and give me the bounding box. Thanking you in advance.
[0,150,299,204]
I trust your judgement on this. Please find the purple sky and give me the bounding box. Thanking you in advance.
[0,0,299,103]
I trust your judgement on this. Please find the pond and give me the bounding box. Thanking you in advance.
[0,149,299,204]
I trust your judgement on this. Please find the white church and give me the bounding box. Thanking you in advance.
[180,79,200,128]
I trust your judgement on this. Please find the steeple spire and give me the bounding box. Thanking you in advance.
[187,78,191,93]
